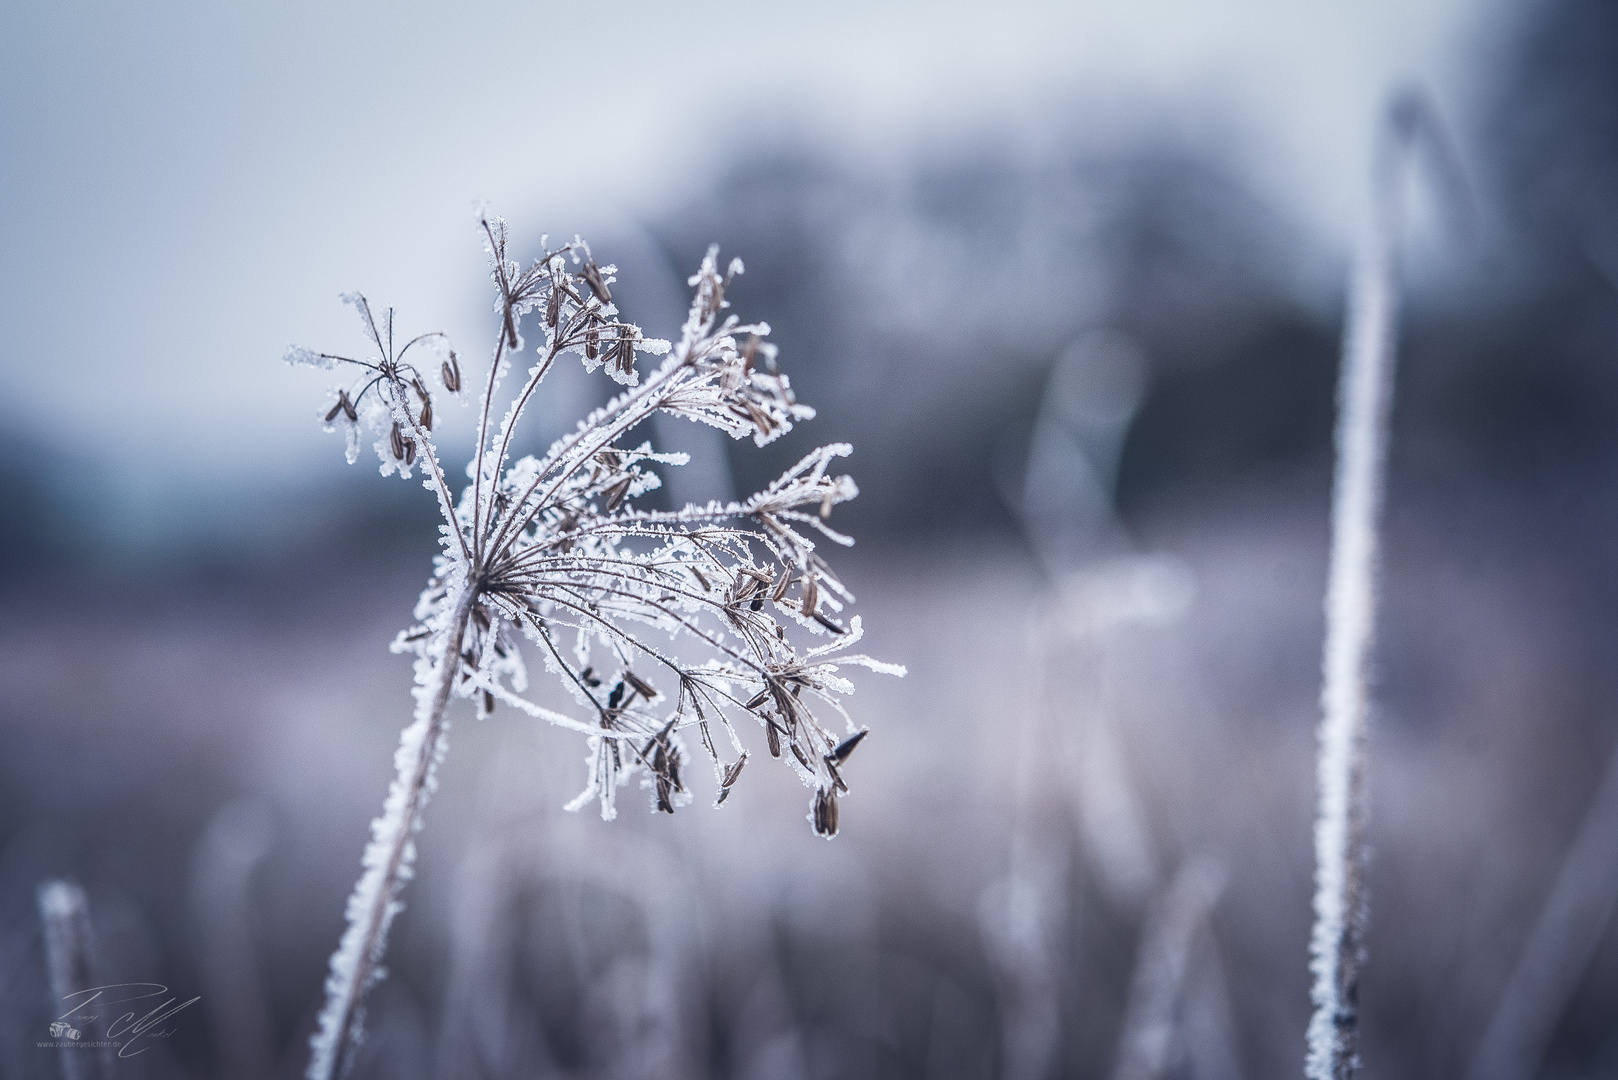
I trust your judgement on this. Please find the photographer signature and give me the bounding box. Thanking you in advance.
[57,983,199,1059]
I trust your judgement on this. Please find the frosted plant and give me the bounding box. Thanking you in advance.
[285,216,902,1080]
[1307,88,1468,1080]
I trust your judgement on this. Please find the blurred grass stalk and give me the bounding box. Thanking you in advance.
[37,880,109,1080]
[1308,88,1466,1080]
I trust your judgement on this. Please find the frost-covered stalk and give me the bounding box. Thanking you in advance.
[287,217,900,1080]
[1306,94,1431,1080]
[307,588,475,1080]
[38,880,108,1080]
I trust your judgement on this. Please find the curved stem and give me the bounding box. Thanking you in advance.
[307,586,478,1080]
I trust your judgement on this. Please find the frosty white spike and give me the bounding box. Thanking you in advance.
[1307,88,1464,1080]
[287,215,898,1080]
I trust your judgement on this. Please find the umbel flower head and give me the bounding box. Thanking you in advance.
[286,216,902,834]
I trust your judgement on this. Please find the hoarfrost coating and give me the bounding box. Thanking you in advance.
[287,214,901,1080]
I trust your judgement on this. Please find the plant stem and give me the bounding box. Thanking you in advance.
[308,586,478,1080]
[1305,102,1406,1080]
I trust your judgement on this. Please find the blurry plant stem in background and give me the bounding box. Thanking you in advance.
[37,880,109,1080]
[189,800,277,1080]
[1307,86,1468,1080]
[1110,857,1227,1080]
[1466,743,1618,1080]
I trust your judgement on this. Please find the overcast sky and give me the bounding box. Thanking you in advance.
[0,0,1514,545]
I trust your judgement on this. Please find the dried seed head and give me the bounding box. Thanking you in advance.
[581,261,612,303]
[813,788,839,837]
[615,334,635,375]
[765,720,781,758]
[441,353,462,392]
[585,325,599,360]
[546,287,562,328]
[603,476,632,512]
[419,399,433,431]
[829,729,867,764]
[389,421,406,461]
[721,753,748,790]
[800,574,819,616]
[340,389,358,423]
[812,612,846,635]
[325,400,344,423]
[403,439,416,466]
[623,671,657,701]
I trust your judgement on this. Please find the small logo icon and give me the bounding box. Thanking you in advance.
[48,1022,82,1040]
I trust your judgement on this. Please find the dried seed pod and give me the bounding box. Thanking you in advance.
[765,720,781,758]
[441,353,462,392]
[581,260,611,303]
[390,421,406,461]
[829,729,867,763]
[403,439,416,466]
[615,335,635,374]
[482,690,495,714]
[691,567,710,592]
[411,375,430,401]
[603,476,632,511]
[545,287,562,328]
[325,400,344,423]
[789,740,811,772]
[813,788,839,837]
[771,570,792,603]
[812,612,846,635]
[585,325,599,360]
[721,754,748,790]
[744,690,770,711]
[623,671,657,700]
[800,574,819,616]
[504,305,519,349]
[419,399,433,431]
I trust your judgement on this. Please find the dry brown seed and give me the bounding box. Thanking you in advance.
[800,575,818,616]
[581,261,612,303]
[765,721,781,758]
[545,287,562,328]
[441,355,461,392]
[585,326,599,360]
[691,568,710,592]
[789,740,811,771]
[715,787,733,806]
[813,612,846,635]
[412,375,430,401]
[404,439,416,466]
[390,422,406,460]
[325,400,344,423]
[419,399,433,431]
[340,390,358,423]
[615,336,635,374]
[721,753,748,789]
[771,570,792,602]
[813,788,839,837]
[623,671,657,700]
[744,690,770,711]
[603,476,632,511]
[829,728,867,763]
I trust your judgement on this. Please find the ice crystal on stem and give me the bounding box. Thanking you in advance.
[285,216,901,1080]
